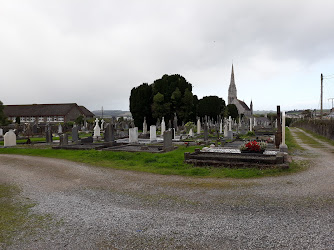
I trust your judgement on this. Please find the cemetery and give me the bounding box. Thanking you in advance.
[0,104,289,170]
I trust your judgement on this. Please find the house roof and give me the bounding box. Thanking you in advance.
[4,103,93,117]
[78,106,94,117]
[237,99,251,111]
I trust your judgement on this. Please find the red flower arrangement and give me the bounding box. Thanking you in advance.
[240,140,266,152]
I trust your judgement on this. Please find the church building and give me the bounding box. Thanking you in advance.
[228,65,252,117]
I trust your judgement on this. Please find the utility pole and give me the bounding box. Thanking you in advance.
[321,73,323,119]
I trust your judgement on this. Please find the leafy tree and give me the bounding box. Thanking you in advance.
[0,101,9,125]
[15,117,21,124]
[197,96,225,121]
[129,83,153,128]
[75,115,84,126]
[226,104,239,120]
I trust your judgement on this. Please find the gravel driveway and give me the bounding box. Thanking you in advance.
[0,127,333,249]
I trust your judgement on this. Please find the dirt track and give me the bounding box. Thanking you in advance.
[0,127,333,249]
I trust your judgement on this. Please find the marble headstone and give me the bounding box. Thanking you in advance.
[150,125,157,142]
[4,130,16,147]
[161,117,166,136]
[129,127,138,143]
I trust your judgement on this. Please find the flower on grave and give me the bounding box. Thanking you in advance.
[240,140,267,152]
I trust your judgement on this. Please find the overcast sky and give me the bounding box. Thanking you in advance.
[1,1,334,112]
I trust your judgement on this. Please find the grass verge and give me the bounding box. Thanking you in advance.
[0,146,305,178]
[285,127,304,152]
[297,128,334,147]
[294,130,323,148]
[0,184,52,247]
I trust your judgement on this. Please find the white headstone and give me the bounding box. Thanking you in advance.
[4,130,16,147]
[250,117,253,132]
[161,117,166,136]
[143,118,147,134]
[129,127,138,143]
[93,123,101,138]
[254,117,257,127]
[150,125,157,142]
[58,124,62,134]
[0,128,3,137]
[275,119,278,128]
[219,120,223,134]
[280,111,288,152]
[224,119,228,137]
[228,116,232,131]
[189,128,193,137]
[197,118,201,135]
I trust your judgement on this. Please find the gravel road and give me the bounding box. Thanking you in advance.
[0,127,333,249]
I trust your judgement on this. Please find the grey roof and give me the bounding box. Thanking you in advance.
[237,99,251,111]
[4,103,93,117]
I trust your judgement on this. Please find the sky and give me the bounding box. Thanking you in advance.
[1,0,334,112]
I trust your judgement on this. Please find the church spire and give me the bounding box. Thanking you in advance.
[228,64,237,104]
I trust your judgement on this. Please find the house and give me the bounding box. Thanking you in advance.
[4,103,94,123]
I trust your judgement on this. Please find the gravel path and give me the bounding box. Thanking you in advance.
[0,127,333,249]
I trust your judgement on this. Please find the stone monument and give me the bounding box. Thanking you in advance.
[4,130,16,147]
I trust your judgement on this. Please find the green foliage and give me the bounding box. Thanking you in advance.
[0,101,10,126]
[246,131,255,136]
[226,104,239,120]
[75,115,84,125]
[130,83,153,128]
[197,96,225,121]
[285,127,304,152]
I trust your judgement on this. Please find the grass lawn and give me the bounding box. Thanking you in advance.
[0,145,306,178]
[285,127,304,152]
[0,184,52,246]
[297,128,334,147]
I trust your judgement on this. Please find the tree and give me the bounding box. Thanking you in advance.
[197,96,226,121]
[129,83,153,128]
[0,101,9,126]
[226,104,239,120]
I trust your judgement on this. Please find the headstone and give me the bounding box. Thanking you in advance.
[163,130,173,152]
[81,136,93,144]
[170,128,175,139]
[228,116,232,131]
[0,128,3,137]
[227,130,233,140]
[46,128,53,144]
[188,128,193,137]
[129,127,138,143]
[254,117,257,127]
[250,117,253,132]
[72,126,79,142]
[219,120,223,134]
[101,119,105,130]
[173,113,178,131]
[168,120,172,130]
[104,123,115,142]
[4,130,16,147]
[197,118,201,135]
[279,111,288,152]
[224,119,228,137]
[32,124,38,134]
[275,106,282,148]
[150,125,157,142]
[143,117,147,135]
[93,120,101,138]
[161,117,166,136]
[204,124,208,142]
[58,124,63,134]
[59,134,68,146]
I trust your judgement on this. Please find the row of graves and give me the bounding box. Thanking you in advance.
[184,106,289,169]
[1,106,289,168]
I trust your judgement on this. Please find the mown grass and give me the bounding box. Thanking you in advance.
[285,127,304,152]
[0,145,306,178]
[294,130,323,148]
[0,184,51,246]
[297,128,334,147]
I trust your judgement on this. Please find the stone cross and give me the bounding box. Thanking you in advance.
[228,116,232,131]
[279,111,288,152]
[219,119,223,134]
[250,117,253,132]
[4,130,16,147]
[101,119,105,130]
